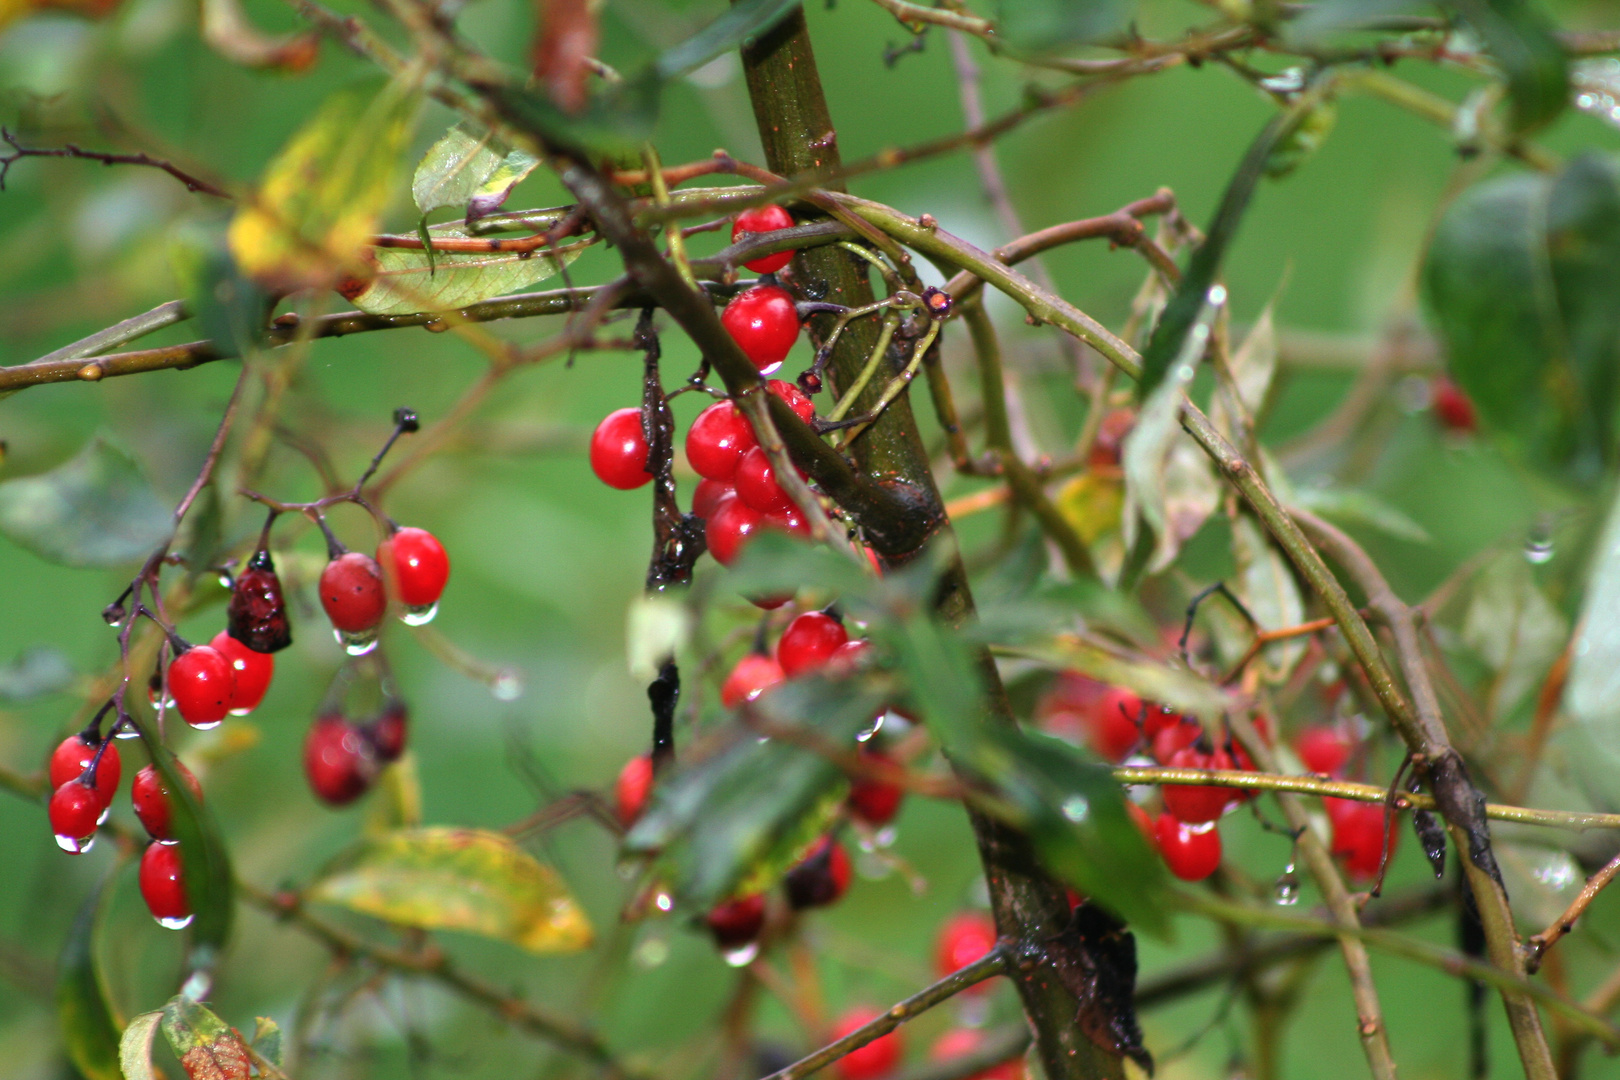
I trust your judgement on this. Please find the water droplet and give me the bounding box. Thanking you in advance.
[1207,283,1228,306]
[633,934,670,968]
[336,627,381,656]
[873,824,898,849]
[55,831,95,853]
[158,837,180,847]
[401,602,438,627]
[228,706,253,717]
[654,890,674,913]
[1524,525,1555,565]
[491,669,523,702]
[114,726,141,740]
[1123,754,1157,804]
[186,718,222,732]
[722,942,760,967]
[1273,872,1300,906]
[424,318,450,333]
[216,573,233,590]
[1061,795,1090,822]
[148,688,176,710]
[158,914,195,931]
[95,804,109,826]
[856,712,885,743]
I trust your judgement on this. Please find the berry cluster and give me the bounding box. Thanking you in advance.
[49,409,453,929]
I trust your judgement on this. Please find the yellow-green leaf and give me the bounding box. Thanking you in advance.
[160,996,250,1080]
[118,1011,163,1080]
[347,233,589,316]
[308,827,592,954]
[228,79,419,292]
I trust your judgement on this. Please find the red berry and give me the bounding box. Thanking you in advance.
[1161,746,1236,824]
[722,653,786,709]
[1431,376,1477,433]
[227,548,291,653]
[930,1029,1023,1080]
[935,910,998,983]
[777,612,850,678]
[1127,800,1156,844]
[49,734,120,809]
[705,494,763,567]
[131,761,203,842]
[1141,705,1183,740]
[831,1007,902,1080]
[368,702,409,762]
[1295,724,1354,776]
[304,715,375,806]
[692,478,734,520]
[768,379,816,423]
[783,836,851,910]
[168,646,236,729]
[1329,799,1391,881]
[139,842,192,928]
[1155,814,1222,882]
[827,638,872,674]
[732,204,797,274]
[378,526,451,609]
[706,893,768,950]
[721,286,799,375]
[210,631,273,716]
[1089,408,1137,468]
[762,506,811,538]
[590,408,651,489]
[616,753,655,827]
[1151,718,1202,764]
[686,402,758,482]
[1084,686,1142,763]
[319,552,388,635]
[736,446,795,514]
[49,781,103,853]
[848,750,904,827]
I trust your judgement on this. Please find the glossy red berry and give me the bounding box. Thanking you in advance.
[783,836,851,910]
[379,526,451,609]
[762,506,810,538]
[616,753,655,827]
[736,446,795,514]
[1329,799,1391,881]
[210,631,273,716]
[1295,724,1354,776]
[732,204,797,274]
[1084,685,1143,762]
[49,733,120,809]
[721,286,799,375]
[368,702,408,762]
[848,750,904,827]
[930,1029,1023,1080]
[49,781,103,853]
[722,652,786,709]
[139,842,192,928]
[304,715,375,806]
[831,1007,902,1080]
[686,402,758,482]
[827,638,872,674]
[1155,814,1222,882]
[777,612,850,678]
[706,892,768,950]
[1431,376,1477,433]
[168,646,236,729]
[692,478,734,520]
[227,548,292,653]
[768,379,816,423]
[705,494,763,567]
[319,552,388,635]
[131,760,203,842]
[590,408,652,489]
[1150,717,1202,764]
[935,910,998,985]
[1161,746,1236,824]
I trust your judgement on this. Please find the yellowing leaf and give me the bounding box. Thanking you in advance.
[118,1012,163,1080]
[309,827,592,954]
[160,996,250,1080]
[228,80,419,292]
[346,233,588,316]
[1054,473,1123,545]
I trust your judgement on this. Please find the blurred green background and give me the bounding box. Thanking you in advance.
[2,0,1620,1076]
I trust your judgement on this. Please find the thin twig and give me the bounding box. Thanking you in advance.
[1527,850,1620,972]
[0,127,230,197]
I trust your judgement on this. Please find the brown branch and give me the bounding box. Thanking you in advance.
[1527,850,1620,972]
[0,127,229,197]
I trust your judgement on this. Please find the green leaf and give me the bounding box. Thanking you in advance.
[412,122,539,218]
[1422,155,1620,483]
[136,729,235,971]
[169,223,272,359]
[118,1012,163,1080]
[0,646,74,700]
[1287,485,1430,543]
[0,436,172,568]
[1448,0,1567,133]
[249,1017,283,1070]
[1462,553,1567,717]
[1002,637,1230,721]
[1565,483,1620,748]
[958,727,1168,936]
[480,67,660,158]
[1229,516,1306,682]
[727,531,882,608]
[160,995,250,1080]
[623,675,889,906]
[56,875,121,1080]
[656,0,801,80]
[996,0,1128,52]
[228,78,420,291]
[308,827,593,953]
[346,232,590,316]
